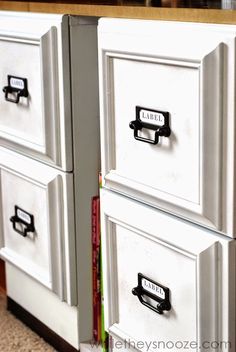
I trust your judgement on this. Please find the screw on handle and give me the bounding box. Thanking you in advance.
[158,126,171,137]
[129,120,143,131]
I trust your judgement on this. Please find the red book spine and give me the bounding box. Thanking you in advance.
[96,198,101,342]
[92,196,101,342]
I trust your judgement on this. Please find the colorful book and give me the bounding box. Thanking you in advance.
[92,196,101,343]
[100,241,109,352]
[99,172,109,352]
[92,172,109,350]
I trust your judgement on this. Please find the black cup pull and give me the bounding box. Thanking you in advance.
[3,75,28,104]
[10,206,35,237]
[132,273,171,315]
[129,106,171,145]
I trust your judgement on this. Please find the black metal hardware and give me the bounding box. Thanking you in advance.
[132,273,171,315]
[10,206,35,237]
[3,75,28,104]
[129,106,171,145]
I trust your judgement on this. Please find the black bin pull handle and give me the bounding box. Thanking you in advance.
[3,75,28,104]
[10,206,35,237]
[132,273,171,315]
[132,286,171,315]
[129,106,171,145]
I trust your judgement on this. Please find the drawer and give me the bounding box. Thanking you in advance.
[0,12,73,170]
[98,19,236,236]
[100,189,236,351]
[0,148,76,305]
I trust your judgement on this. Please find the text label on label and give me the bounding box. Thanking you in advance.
[17,209,31,225]
[139,109,165,127]
[142,278,165,299]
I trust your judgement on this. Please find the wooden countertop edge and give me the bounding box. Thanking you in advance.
[0,1,236,24]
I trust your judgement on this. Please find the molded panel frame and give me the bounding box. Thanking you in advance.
[99,47,223,231]
[0,149,77,305]
[100,189,236,352]
[0,13,73,171]
[0,30,62,167]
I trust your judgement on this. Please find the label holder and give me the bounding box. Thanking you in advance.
[10,205,35,237]
[129,106,171,145]
[132,273,171,315]
[3,75,28,104]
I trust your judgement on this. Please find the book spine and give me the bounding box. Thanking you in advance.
[92,196,99,342]
[101,240,109,352]
[96,197,101,342]
[99,172,109,352]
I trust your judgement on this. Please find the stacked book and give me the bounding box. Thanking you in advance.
[92,195,108,352]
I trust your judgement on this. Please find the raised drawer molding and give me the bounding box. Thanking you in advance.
[100,189,236,352]
[0,12,72,171]
[0,147,76,304]
[98,18,236,237]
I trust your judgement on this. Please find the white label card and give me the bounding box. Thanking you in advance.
[141,278,165,299]
[10,77,24,90]
[139,109,165,127]
[17,208,31,224]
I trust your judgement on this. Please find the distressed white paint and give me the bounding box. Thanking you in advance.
[0,147,76,304]
[0,12,72,171]
[100,189,236,352]
[0,12,100,345]
[98,18,236,237]
[6,263,79,349]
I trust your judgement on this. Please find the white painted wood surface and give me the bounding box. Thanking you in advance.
[0,12,73,171]
[0,12,100,346]
[0,147,77,305]
[98,18,236,237]
[100,188,236,352]
[69,15,100,342]
[6,263,79,349]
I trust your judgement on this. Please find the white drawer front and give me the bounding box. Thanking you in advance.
[98,19,236,236]
[101,189,236,352]
[0,12,72,171]
[0,148,77,305]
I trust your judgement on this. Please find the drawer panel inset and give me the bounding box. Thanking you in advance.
[0,148,77,305]
[2,169,51,284]
[110,57,202,205]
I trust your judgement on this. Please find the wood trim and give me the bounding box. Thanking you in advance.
[0,1,236,24]
[7,296,79,352]
[0,259,6,293]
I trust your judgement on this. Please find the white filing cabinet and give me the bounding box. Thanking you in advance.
[98,18,236,351]
[0,11,100,348]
